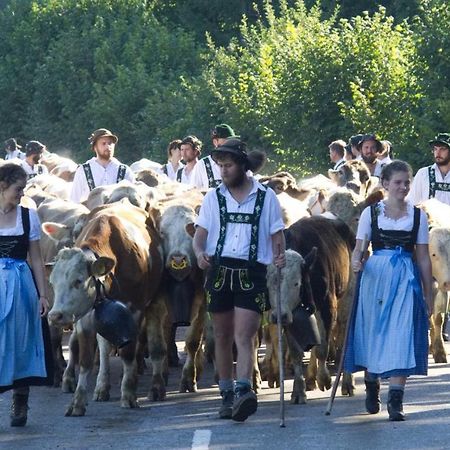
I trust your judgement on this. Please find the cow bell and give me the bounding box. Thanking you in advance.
[94,298,138,348]
[285,304,321,352]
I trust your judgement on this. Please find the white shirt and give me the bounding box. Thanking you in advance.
[158,162,184,181]
[407,163,450,206]
[177,165,196,185]
[356,201,429,244]
[20,160,49,180]
[378,156,392,166]
[196,178,285,264]
[0,207,41,241]
[190,156,221,189]
[5,150,25,160]
[70,157,135,203]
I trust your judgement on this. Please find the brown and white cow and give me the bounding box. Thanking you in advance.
[46,199,165,416]
[282,216,355,398]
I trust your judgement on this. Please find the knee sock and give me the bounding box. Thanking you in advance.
[219,379,234,393]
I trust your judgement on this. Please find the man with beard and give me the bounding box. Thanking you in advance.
[357,134,383,177]
[176,135,202,185]
[190,123,235,190]
[193,138,285,422]
[408,133,450,205]
[20,141,49,181]
[70,128,134,203]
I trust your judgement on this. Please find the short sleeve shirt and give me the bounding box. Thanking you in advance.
[408,164,450,206]
[0,207,41,241]
[195,178,285,264]
[190,156,221,190]
[356,201,429,244]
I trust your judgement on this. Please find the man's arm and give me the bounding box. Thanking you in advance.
[193,225,211,269]
[271,229,286,268]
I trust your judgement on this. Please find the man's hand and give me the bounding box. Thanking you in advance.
[273,252,286,268]
[196,252,211,270]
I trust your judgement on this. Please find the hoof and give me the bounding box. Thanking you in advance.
[305,380,317,391]
[433,351,447,364]
[290,395,307,405]
[62,378,76,394]
[93,390,110,402]
[65,404,86,417]
[148,387,166,402]
[179,380,197,393]
[120,397,139,408]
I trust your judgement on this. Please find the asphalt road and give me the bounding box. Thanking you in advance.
[1,334,450,450]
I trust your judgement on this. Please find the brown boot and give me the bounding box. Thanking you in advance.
[10,389,29,427]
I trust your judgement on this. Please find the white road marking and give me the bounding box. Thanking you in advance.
[191,429,212,450]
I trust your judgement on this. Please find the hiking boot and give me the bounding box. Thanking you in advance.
[219,390,234,419]
[365,379,381,414]
[231,387,257,422]
[387,389,405,421]
[10,393,29,427]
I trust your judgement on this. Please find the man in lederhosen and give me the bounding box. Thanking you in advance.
[70,128,134,203]
[193,138,286,422]
[20,141,49,181]
[408,132,450,205]
[190,124,235,190]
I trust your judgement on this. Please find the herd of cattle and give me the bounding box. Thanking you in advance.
[5,151,450,417]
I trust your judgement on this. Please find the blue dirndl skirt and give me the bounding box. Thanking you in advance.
[344,248,428,378]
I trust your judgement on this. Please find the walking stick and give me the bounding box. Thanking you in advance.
[325,234,368,416]
[275,247,286,427]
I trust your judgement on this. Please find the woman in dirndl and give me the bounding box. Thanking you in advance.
[345,160,433,421]
[0,163,52,426]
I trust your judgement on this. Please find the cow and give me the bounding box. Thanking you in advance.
[328,160,380,197]
[276,192,310,227]
[150,200,206,393]
[259,171,311,201]
[26,173,72,200]
[37,198,90,386]
[281,216,355,398]
[46,199,165,416]
[419,199,450,363]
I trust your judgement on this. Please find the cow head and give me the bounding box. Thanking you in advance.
[158,204,197,281]
[266,248,317,325]
[48,248,115,327]
[429,227,450,291]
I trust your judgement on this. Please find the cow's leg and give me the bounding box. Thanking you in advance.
[315,314,332,392]
[286,332,306,404]
[252,332,262,393]
[145,296,168,401]
[65,319,96,417]
[93,335,111,401]
[431,290,448,363]
[305,348,318,391]
[265,323,280,388]
[62,328,78,394]
[119,342,139,408]
[180,293,205,393]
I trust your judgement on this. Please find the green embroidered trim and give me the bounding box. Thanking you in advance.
[429,165,450,198]
[204,157,221,188]
[238,269,254,291]
[214,187,266,262]
[254,292,267,312]
[82,163,96,191]
[213,266,226,290]
[205,291,212,305]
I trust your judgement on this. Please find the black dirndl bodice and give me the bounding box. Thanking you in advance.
[0,207,30,259]
[370,204,420,252]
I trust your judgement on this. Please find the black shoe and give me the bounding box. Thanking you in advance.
[232,387,257,422]
[219,390,234,419]
[387,389,405,421]
[10,394,29,427]
[365,379,381,414]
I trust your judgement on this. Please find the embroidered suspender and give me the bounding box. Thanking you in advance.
[176,168,183,183]
[83,163,127,191]
[214,187,267,263]
[204,157,221,188]
[428,166,450,198]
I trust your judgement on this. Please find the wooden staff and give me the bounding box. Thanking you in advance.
[275,247,286,427]
[325,234,368,416]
